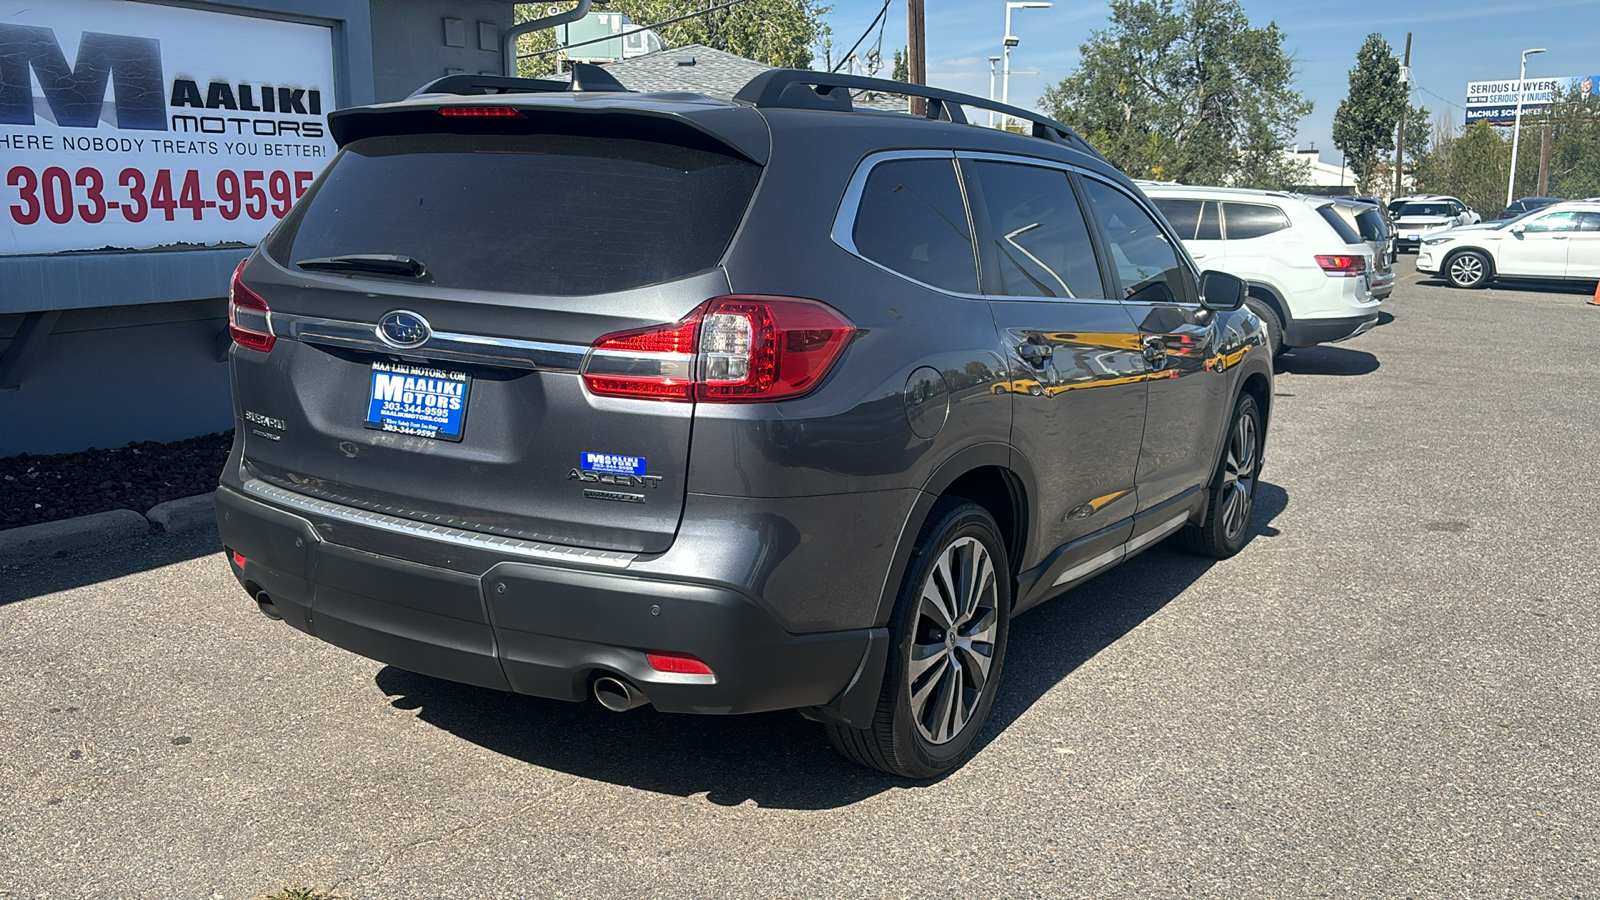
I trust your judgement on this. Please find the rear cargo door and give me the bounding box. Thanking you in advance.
[233,128,762,554]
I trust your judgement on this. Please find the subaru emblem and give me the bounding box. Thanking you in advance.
[377,310,431,349]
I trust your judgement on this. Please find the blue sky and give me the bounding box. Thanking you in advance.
[819,0,1600,161]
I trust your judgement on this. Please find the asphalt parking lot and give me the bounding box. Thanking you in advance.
[3,257,1597,899]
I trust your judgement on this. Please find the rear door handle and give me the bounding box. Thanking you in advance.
[1018,343,1053,367]
[1142,336,1167,369]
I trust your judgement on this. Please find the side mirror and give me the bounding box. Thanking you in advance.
[1199,270,1245,311]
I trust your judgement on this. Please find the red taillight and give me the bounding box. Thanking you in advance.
[645,651,714,676]
[231,550,246,568]
[581,296,855,403]
[438,105,524,117]
[1315,254,1367,277]
[228,259,275,353]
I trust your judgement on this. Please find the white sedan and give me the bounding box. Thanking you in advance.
[1416,201,1600,289]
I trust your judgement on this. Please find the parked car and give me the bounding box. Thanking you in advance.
[1143,185,1381,356]
[1353,196,1397,253]
[1324,197,1397,299]
[1496,197,1561,219]
[1416,200,1600,288]
[214,67,1273,779]
[1391,195,1481,251]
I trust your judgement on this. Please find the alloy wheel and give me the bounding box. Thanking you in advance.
[1449,254,1485,287]
[908,536,1000,745]
[1220,410,1258,542]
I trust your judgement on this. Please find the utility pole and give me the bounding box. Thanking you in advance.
[1393,31,1412,199]
[1537,117,1553,197]
[907,0,926,116]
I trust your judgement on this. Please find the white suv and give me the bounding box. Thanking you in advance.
[1416,200,1600,288]
[1143,185,1381,355]
[1389,195,1481,252]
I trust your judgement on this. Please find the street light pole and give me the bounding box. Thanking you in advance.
[1507,47,1546,208]
[988,56,1001,128]
[1001,2,1050,129]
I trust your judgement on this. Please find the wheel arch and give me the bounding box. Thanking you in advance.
[871,444,1034,626]
[1441,245,1495,283]
[1245,280,1293,325]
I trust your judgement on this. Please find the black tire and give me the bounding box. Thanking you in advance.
[1178,392,1263,559]
[1244,295,1284,357]
[1027,383,1043,396]
[1445,250,1491,289]
[825,497,1012,779]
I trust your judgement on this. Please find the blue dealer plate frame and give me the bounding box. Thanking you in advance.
[364,361,472,442]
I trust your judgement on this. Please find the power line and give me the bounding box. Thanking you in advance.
[521,0,751,59]
[1412,82,1462,111]
[831,0,892,73]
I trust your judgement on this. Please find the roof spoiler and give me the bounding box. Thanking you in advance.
[408,62,629,99]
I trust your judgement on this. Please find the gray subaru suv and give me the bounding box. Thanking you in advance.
[216,67,1273,778]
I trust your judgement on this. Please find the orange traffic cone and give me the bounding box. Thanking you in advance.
[1591,281,1600,306]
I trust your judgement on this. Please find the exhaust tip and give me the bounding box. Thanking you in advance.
[255,591,283,620]
[593,675,649,712]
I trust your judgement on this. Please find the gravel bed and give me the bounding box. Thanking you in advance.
[1,431,232,529]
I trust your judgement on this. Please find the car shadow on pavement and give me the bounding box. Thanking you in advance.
[1274,346,1379,376]
[0,527,220,607]
[973,480,1288,753]
[377,482,1288,810]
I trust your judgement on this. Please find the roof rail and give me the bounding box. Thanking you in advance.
[732,70,1104,159]
[409,62,629,99]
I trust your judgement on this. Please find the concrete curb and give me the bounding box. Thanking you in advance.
[0,491,217,568]
[0,509,154,568]
[146,493,218,534]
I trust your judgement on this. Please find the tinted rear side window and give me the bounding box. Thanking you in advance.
[268,133,760,296]
[1152,198,1201,239]
[1355,208,1388,241]
[1315,205,1364,244]
[1152,198,1223,241]
[968,161,1105,299]
[1223,202,1291,240]
[852,158,977,293]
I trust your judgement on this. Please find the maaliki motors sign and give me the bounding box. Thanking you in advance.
[1465,74,1600,125]
[1,0,337,255]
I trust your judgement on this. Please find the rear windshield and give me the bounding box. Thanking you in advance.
[1316,205,1363,245]
[267,133,760,296]
[1354,208,1388,241]
[1396,202,1453,218]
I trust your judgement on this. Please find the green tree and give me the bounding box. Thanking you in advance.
[1412,120,1507,213]
[892,47,908,83]
[515,1,830,77]
[1040,0,1311,188]
[1332,34,1407,194]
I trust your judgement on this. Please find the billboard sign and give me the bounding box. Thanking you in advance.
[1465,75,1600,125]
[1,0,338,256]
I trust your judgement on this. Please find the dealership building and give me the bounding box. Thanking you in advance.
[0,0,519,456]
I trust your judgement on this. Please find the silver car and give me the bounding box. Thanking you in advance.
[1326,198,1395,301]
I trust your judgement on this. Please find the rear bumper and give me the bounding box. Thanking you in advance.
[1283,312,1380,348]
[215,483,884,716]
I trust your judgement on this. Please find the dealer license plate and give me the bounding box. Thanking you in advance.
[363,361,471,442]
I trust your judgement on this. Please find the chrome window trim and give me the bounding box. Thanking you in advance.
[241,478,637,569]
[270,311,587,372]
[829,149,988,300]
[958,152,1123,304]
[1073,168,1204,305]
[830,148,1188,308]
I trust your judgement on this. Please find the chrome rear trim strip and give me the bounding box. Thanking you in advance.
[270,312,586,372]
[1050,544,1125,588]
[1049,511,1191,587]
[241,478,636,569]
[1125,512,1189,554]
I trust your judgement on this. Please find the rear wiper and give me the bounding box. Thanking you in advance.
[295,254,431,281]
